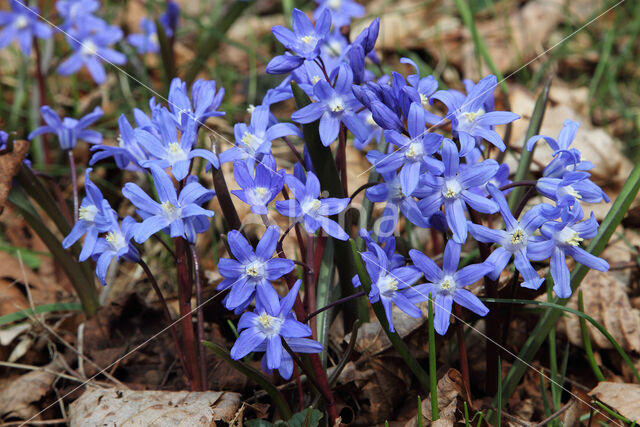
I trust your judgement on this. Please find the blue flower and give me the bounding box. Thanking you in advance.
[28,106,103,151]
[57,19,126,84]
[467,184,557,290]
[409,241,492,335]
[230,280,322,379]
[0,0,52,55]
[431,75,519,156]
[166,77,225,133]
[159,0,180,38]
[133,107,218,179]
[62,168,110,261]
[275,171,351,240]
[122,164,214,244]
[91,202,140,286]
[400,58,441,123]
[217,225,295,314]
[361,239,425,332]
[314,0,364,28]
[353,109,382,149]
[416,138,499,243]
[536,171,609,205]
[366,103,444,195]
[232,157,285,215]
[127,18,159,54]
[56,0,101,30]
[291,64,367,146]
[221,104,300,166]
[366,172,430,236]
[266,8,331,74]
[528,202,609,298]
[90,113,152,171]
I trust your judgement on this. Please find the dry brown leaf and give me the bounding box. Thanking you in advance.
[0,139,29,216]
[68,388,242,426]
[589,382,640,422]
[0,357,64,420]
[555,270,640,354]
[405,368,466,427]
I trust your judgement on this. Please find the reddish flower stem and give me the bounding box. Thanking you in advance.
[174,237,202,391]
[190,243,208,389]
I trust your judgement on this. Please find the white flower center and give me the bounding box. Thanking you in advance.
[558,227,583,247]
[562,185,582,200]
[15,16,29,29]
[461,108,485,125]
[506,228,528,251]
[241,132,262,150]
[245,260,265,278]
[106,231,127,252]
[328,97,345,113]
[405,142,424,161]
[117,134,125,147]
[420,93,429,109]
[79,204,98,222]
[249,187,271,205]
[161,201,182,222]
[81,40,98,56]
[167,142,187,163]
[311,75,322,84]
[149,32,159,45]
[439,275,456,293]
[256,312,283,337]
[300,35,316,45]
[365,111,377,127]
[246,104,255,114]
[377,275,399,298]
[327,0,341,9]
[442,179,462,199]
[301,198,322,216]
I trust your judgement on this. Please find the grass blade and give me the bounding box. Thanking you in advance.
[578,291,605,382]
[0,302,83,326]
[508,77,552,212]
[202,340,292,420]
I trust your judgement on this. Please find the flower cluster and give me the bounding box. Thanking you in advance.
[7,0,613,384]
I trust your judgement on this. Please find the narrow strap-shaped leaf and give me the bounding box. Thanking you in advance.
[349,239,431,393]
[9,187,99,315]
[508,77,552,212]
[155,18,175,95]
[202,340,292,420]
[578,291,605,382]
[0,302,83,326]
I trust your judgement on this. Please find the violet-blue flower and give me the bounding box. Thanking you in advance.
[231,157,285,215]
[528,202,609,298]
[166,77,225,133]
[0,0,52,55]
[409,241,492,335]
[58,19,126,84]
[416,138,499,243]
[230,279,322,379]
[28,106,103,151]
[122,164,214,244]
[366,103,444,195]
[291,64,367,146]
[127,18,159,54]
[217,225,295,314]
[361,239,425,332]
[56,0,101,30]
[537,171,609,205]
[314,0,364,28]
[467,183,557,290]
[275,171,351,240]
[133,107,218,179]
[90,113,152,171]
[62,168,110,261]
[91,202,140,286]
[220,104,300,166]
[431,75,519,156]
[266,8,331,74]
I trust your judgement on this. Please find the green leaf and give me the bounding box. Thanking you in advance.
[292,82,359,324]
[508,77,552,212]
[349,239,431,393]
[202,341,292,420]
[155,18,176,94]
[8,187,99,315]
[578,291,605,382]
[286,408,323,427]
[0,302,83,326]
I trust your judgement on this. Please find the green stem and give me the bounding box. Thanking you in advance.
[428,295,439,421]
[578,291,605,382]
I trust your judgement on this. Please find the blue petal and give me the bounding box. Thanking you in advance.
[230,328,265,360]
[409,249,443,283]
[433,293,453,335]
[453,289,489,316]
[550,247,571,298]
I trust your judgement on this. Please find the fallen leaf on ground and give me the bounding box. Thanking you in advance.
[404,368,467,426]
[589,382,640,422]
[0,139,29,216]
[0,356,64,420]
[555,270,640,354]
[68,388,242,426]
